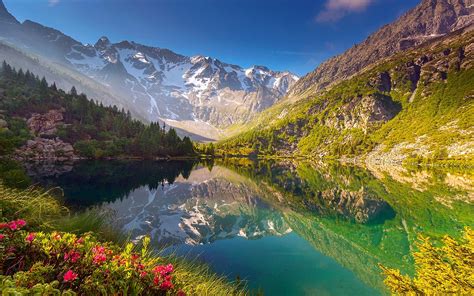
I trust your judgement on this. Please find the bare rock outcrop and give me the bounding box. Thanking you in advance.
[27,108,65,136]
[16,109,77,161]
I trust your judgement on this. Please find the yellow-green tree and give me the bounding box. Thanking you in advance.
[380,227,474,295]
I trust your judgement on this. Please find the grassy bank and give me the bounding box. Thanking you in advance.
[0,183,245,295]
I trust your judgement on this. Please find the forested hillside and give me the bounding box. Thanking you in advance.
[219,27,474,164]
[0,61,195,160]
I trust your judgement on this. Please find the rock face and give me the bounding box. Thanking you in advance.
[17,138,76,162]
[289,0,473,97]
[326,94,401,132]
[27,109,65,136]
[16,109,77,162]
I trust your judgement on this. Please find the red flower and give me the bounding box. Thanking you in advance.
[92,245,106,253]
[160,279,174,290]
[7,219,27,231]
[93,253,107,265]
[63,270,78,282]
[64,250,81,263]
[153,264,174,276]
[140,271,148,278]
[177,290,186,296]
[0,223,8,229]
[0,234,5,241]
[8,221,18,231]
[131,254,140,261]
[15,219,26,228]
[76,237,84,244]
[25,232,36,243]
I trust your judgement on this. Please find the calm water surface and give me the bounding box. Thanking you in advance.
[27,159,474,296]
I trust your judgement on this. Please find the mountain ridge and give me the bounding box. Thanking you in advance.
[0,0,298,140]
[288,0,473,99]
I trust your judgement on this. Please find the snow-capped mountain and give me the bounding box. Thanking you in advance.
[0,1,298,140]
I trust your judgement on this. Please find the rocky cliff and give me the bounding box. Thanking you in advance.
[289,0,473,98]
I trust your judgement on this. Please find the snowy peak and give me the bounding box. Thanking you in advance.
[0,0,298,139]
[64,39,298,131]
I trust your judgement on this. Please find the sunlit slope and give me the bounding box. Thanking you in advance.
[220,28,474,162]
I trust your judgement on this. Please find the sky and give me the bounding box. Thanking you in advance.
[4,0,419,76]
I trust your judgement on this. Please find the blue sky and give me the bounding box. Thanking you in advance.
[5,0,418,76]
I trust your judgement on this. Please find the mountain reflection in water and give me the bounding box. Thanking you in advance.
[27,159,474,295]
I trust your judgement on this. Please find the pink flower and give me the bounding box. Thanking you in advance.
[140,271,148,278]
[15,220,26,228]
[7,219,27,231]
[160,279,174,290]
[0,234,5,241]
[93,253,107,265]
[64,250,81,263]
[25,232,36,243]
[63,270,78,282]
[8,221,18,231]
[153,264,174,276]
[75,237,84,244]
[92,245,105,253]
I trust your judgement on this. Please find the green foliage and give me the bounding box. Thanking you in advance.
[0,159,31,189]
[0,61,196,159]
[380,227,474,295]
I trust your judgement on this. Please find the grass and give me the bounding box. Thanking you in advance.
[0,183,246,295]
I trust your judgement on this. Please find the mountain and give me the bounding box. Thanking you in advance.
[220,4,474,163]
[288,0,474,98]
[0,0,297,140]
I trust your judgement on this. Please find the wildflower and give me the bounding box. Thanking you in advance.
[15,219,26,228]
[140,271,148,278]
[0,223,8,229]
[93,253,107,264]
[177,289,186,296]
[8,221,18,231]
[63,270,78,282]
[92,245,106,253]
[76,237,84,244]
[25,232,36,243]
[53,233,61,240]
[160,278,174,290]
[64,250,81,263]
[153,264,174,276]
[0,234,5,241]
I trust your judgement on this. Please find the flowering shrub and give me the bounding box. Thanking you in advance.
[0,219,186,295]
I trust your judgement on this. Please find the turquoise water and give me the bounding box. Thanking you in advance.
[172,233,378,295]
[29,159,474,295]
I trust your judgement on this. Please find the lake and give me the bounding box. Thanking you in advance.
[26,159,474,295]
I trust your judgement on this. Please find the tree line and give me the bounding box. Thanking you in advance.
[0,61,195,159]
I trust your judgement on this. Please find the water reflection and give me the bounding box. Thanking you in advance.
[26,159,474,294]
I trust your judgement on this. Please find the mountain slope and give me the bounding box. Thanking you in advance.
[0,1,298,140]
[289,0,473,99]
[220,26,474,163]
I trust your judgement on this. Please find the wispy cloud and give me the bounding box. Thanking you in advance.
[48,0,60,7]
[316,0,375,23]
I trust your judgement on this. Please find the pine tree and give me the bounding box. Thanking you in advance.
[70,86,78,96]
